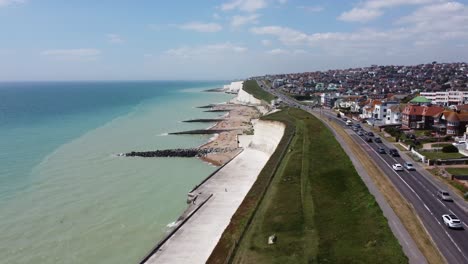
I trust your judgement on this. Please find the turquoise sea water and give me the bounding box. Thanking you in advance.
[0,81,234,263]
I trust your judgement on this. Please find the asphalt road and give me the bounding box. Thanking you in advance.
[259,81,468,264]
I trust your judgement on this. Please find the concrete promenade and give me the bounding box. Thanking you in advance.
[144,148,270,264]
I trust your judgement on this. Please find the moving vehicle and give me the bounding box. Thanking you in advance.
[357,131,364,136]
[437,190,453,201]
[378,147,386,154]
[389,149,400,157]
[367,132,374,137]
[392,164,404,171]
[365,137,373,142]
[404,162,415,171]
[374,137,382,143]
[346,120,353,126]
[442,214,463,229]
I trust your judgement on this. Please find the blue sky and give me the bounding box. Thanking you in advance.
[0,0,467,80]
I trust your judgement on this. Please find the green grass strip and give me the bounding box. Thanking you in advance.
[243,80,276,103]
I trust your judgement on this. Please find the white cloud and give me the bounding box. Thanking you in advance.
[297,5,324,12]
[261,39,272,46]
[338,0,441,22]
[251,26,310,45]
[106,33,124,44]
[221,0,268,12]
[165,43,247,58]
[267,48,288,55]
[338,8,383,22]
[41,49,101,61]
[179,22,222,32]
[0,0,25,7]
[230,14,260,28]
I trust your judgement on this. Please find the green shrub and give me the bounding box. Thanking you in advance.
[442,145,459,153]
[464,192,468,200]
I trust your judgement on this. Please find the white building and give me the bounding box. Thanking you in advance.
[373,101,399,120]
[420,91,468,106]
[385,105,402,124]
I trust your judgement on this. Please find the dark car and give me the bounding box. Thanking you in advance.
[389,149,400,157]
[365,136,373,142]
[367,132,374,137]
[374,137,382,143]
[378,147,386,154]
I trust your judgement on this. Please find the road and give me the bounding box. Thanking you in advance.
[259,81,468,264]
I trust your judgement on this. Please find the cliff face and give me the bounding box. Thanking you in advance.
[248,120,285,155]
[236,86,263,105]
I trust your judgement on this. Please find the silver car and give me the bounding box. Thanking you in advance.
[442,214,463,229]
[404,162,415,171]
[437,190,453,201]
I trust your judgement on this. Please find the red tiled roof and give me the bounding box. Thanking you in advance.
[422,105,444,116]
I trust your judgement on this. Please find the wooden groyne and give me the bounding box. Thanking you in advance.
[197,104,217,108]
[124,147,238,158]
[169,129,231,135]
[182,118,225,123]
[203,109,230,113]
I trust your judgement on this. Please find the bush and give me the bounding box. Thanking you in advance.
[464,192,468,200]
[442,145,459,153]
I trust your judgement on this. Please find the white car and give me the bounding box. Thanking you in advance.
[442,214,463,229]
[392,164,404,171]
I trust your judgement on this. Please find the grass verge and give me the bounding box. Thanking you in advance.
[243,80,276,103]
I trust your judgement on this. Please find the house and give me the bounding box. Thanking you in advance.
[402,104,444,129]
[385,104,403,124]
[433,111,468,136]
[373,101,399,120]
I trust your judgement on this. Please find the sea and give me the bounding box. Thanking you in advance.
[0,81,234,264]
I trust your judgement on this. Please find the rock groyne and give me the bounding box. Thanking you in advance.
[124,147,238,158]
[182,119,225,123]
[169,129,230,135]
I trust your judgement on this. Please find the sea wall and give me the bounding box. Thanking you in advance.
[249,120,285,155]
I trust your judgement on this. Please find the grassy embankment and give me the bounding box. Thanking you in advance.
[419,151,465,160]
[208,108,407,263]
[242,80,276,103]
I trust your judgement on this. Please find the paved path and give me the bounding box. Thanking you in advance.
[144,148,270,264]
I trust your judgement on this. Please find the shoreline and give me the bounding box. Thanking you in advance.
[140,81,284,264]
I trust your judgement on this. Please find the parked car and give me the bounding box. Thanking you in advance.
[374,137,382,143]
[367,132,374,137]
[437,190,453,201]
[389,149,400,157]
[404,162,415,171]
[392,164,404,171]
[442,214,463,229]
[378,147,386,154]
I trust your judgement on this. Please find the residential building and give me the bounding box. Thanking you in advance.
[434,111,468,136]
[402,105,444,129]
[420,91,468,106]
[385,105,403,124]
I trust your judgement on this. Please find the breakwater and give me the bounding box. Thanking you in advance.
[203,109,230,113]
[124,147,238,158]
[182,119,225,123]
[169,129,230,135]
[197,104,217,108]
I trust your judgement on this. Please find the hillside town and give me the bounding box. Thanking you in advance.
[254,62,468,137]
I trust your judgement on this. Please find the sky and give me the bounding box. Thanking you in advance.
[0,0,468,80]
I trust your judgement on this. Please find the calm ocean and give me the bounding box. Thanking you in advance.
[0,81,234,263]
